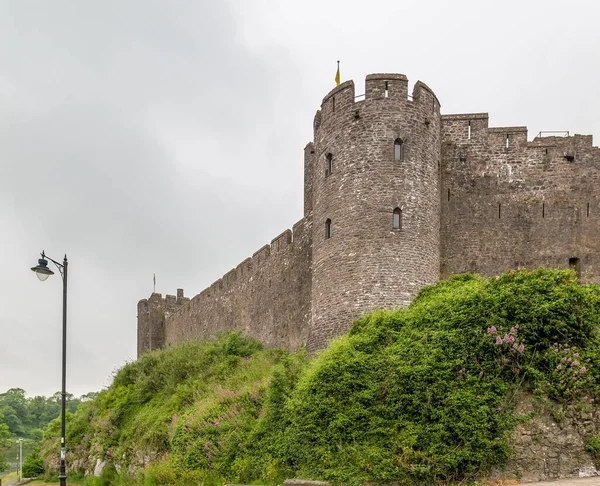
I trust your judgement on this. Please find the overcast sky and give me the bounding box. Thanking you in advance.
[1,0,599,397]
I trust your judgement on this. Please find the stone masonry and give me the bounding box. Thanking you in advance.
[137,73,600,356]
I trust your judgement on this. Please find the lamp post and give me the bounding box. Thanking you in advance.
[16,438,23,481]
[31,251,68,486]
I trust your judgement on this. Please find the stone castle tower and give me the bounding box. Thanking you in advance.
[138,73,600,356]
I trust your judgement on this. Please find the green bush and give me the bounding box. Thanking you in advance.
[249,269,600,484]
[22,448,44,477]
[586,435,600,465]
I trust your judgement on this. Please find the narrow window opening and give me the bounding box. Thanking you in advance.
[325,218,332,239]
[393,208,402,229]
[384,81,389,98]
[498,203,501,219]
[325,153,333,177]
[332,96,335,112]
[569,257,581,278]
[545,148,548,155]
[587,202,590,217]
[467,121,471,140]
[447,188,450,201]
[394,139,404,161]
[505,134,509,149]
[542,203,545,218]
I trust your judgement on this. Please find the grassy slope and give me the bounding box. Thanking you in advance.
[40,269,600,486]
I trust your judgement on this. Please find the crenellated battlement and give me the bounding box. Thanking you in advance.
[442,116,600,168]
[166,217,310,322]
[315,74,440,133]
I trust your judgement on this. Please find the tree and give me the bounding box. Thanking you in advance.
[0,412,9,473]
[0,388,28,436]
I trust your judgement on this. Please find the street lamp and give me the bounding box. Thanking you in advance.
[16,438,23,481]
[31,251,68,486]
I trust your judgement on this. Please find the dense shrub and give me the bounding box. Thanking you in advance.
[245,269,600,484]
[40,270,600,485]
[22,447,45,477]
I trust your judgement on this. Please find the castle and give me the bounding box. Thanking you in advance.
[138,73,600,356]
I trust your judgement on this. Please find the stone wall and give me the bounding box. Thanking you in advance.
[161,217,313,351]
[441,114,600,284]
[490,393,600,482]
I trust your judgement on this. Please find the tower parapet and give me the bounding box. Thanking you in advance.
[137,289,188,356]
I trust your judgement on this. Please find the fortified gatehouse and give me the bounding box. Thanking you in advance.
[138,73,600,356]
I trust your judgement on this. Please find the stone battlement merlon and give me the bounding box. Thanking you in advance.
[530,134,595,148]
[488,126,528,133]
[441,113,489,121]
[271,229,293,253]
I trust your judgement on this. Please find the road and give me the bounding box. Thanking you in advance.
[518,477,600,485]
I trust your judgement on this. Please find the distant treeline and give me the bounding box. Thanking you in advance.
[0,388,95,442]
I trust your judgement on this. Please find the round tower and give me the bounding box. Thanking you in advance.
[307,73,442,351]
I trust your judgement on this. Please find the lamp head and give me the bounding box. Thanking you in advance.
[31,256,54,281]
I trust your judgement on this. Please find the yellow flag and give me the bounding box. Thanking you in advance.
[335,61,340,86]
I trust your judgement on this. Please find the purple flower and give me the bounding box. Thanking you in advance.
[517,344,525,353]
[487,326,497,334]
[572,361,579,367]
[579,367,587,374]
[513,343,518,350]
[561,357,567,363]
[574,353,579,358]
[556,364,562,370]
[496,336,503,345]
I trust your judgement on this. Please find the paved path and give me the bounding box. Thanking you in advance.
[519,477,600,485]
